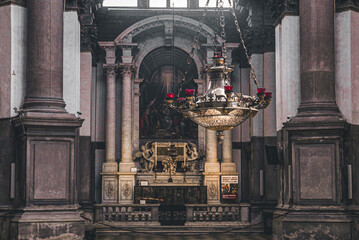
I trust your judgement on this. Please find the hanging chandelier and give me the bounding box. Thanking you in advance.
[166,0,272,141]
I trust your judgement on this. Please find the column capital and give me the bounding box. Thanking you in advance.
[119,63,136,78]
[103,64,118,78]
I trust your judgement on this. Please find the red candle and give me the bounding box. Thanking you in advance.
[265,92,272,98]
[166,93,175,99]
[225,85,233,92]
[185,89,195,96]
[257,88,266,94]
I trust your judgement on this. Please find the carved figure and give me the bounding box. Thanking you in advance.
[184,142,199,172]
[133,142,156,172]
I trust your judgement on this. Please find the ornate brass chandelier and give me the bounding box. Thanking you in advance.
[166,0,272,141]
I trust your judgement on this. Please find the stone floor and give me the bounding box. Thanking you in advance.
[92,233,271,240]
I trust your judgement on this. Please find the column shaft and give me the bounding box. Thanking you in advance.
[120,64,134,165]
[299,0,338,114]
[25,0,65,109]
[205,129,217,163]
[133,78,144,152]
[105,65,117,162]
[222,130,232,163]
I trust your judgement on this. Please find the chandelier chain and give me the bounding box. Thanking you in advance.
[218,0,230,86]
[228,0,259,87]
[178,0,210,97]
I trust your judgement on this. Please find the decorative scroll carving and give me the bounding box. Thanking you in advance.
[267,0,299,21]
[208,182,218,200]
[119,63,136,78]
[103,64,117,78]
[242,26,275,54]
[121,182,133,200]
[133,142,204,173]
[103,181,116,200]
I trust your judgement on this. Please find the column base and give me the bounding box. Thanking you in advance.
[118,173,136,204]
[102,162,118,173]
[11,205,84,240]
[272,208,352,240]
[119,162,135,172]
[204,162,220,172]
[221,162,237,174]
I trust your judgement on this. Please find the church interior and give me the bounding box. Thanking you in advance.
[1,0,359,239]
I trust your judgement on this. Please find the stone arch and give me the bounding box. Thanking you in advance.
[113,15,218,78]
[114,15,216,44]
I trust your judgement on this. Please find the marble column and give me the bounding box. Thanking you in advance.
[194,78,206,151]
[204,128,220,204]
[99,43,119,204]
[11,0,84,239]
[118,63,136,204]
[132,78,144,153]
[221,130,237,174]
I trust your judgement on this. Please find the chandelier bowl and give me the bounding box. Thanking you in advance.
[185,106,258,131]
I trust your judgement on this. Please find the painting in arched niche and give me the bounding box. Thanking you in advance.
[139,66,198,139]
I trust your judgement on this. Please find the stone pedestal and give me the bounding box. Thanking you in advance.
[12,206,84,240]
[101,162,118,204]
[204,163,221,204]
[12,116,84,239]
[118,173,136,204]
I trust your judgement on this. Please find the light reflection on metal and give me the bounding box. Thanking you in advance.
[167,55,272,141]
